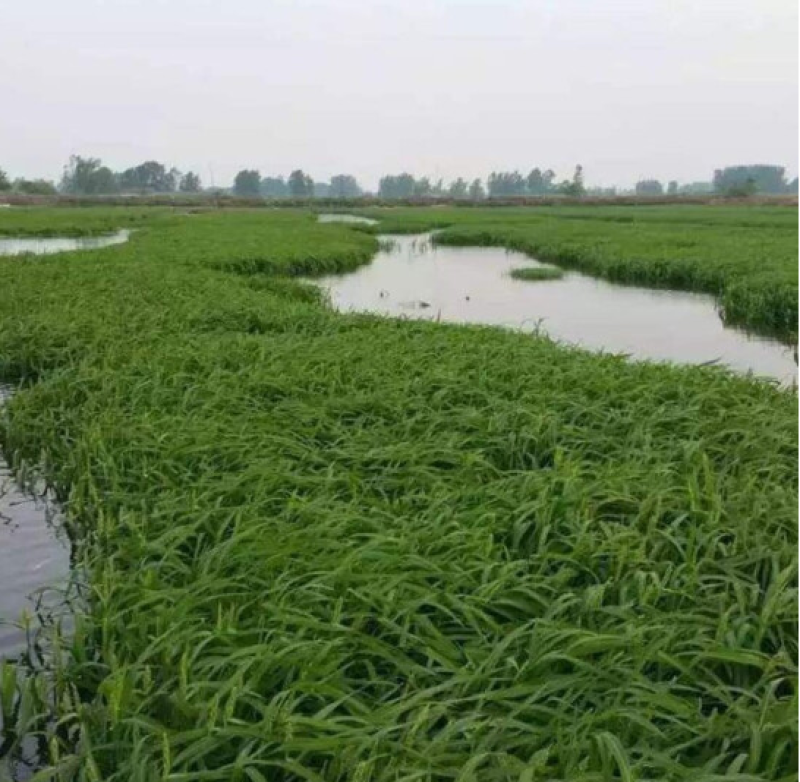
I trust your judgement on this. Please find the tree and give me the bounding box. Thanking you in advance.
[378,173,416,199]
[413,177,432,197]
[93,167,119,194]
[13,178,57,195]
[558,165,586,197]
[667,180,678,196]
[722,177,757,198]
[448,178,468,199]
[572,164,585,195]
[261,176,288,198]
[525,168,557,195]
[487,171,526,197]
[568,165,586,196]
[179,172,202,193]
[526,168,545,195]
[468,178,485,200]
[0,168,10,191]
[119,161,178,193]
[713,165,788,195]
[431,179,446,197]
[329,174,361,199]
[60,155,119,194]
[288,169,314,197]
[314,182,331,198]
[61,155,97,193]
[635,179,664,196]
[233,169,261,197]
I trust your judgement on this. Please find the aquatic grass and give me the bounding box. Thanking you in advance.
[0,206,177,237]
[0,207,796,780]
[509,266,564,281]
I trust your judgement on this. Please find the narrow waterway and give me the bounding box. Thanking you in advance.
[0,230,130,257]
[316,214,378,225]
[314,225,796,383]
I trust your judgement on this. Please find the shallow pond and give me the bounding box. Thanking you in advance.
[316,213,378,225]
[314,232,796,383]
[0,230,130,256]
[0,388,72,778]
[0,391,70,662]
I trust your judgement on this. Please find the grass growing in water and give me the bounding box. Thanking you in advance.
[0,206,796,780]
[509,265,564,281]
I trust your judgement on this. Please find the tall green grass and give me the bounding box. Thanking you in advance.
[0,207,796,780]
[0,206,177,237]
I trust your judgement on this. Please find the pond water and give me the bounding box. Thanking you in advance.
[0,230,130,257]
[0,391,70,662]
[313,232,796,383]
[317,213,378,225]
[0,388,72,779]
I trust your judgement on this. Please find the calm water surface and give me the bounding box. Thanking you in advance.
[317,213,378,225]
[314,229,796,383]
[0,230,130,256]
[0,388,71,779]
[0,390,70,661]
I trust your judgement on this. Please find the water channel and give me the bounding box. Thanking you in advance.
[316,217,796,383]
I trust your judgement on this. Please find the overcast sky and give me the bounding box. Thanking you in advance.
[2,0,797,189]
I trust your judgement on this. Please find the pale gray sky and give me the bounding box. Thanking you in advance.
[2,0,797,189]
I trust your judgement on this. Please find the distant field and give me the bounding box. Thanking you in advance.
[1,192,797,209]
[0,206,796,780]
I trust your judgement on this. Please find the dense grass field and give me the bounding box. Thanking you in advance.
[0,206,796,781]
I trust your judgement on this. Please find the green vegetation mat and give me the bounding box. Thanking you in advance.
[509,266,564,281]
[0,206,796,781]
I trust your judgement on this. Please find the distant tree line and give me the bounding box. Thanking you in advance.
[57,156,203,195]
[0,167,58,195]
[484,166,585,197]
[233,164,583,201]
[632,180,714,196]
[373,166,584,199]
[375,174,484,200]
[712,165,797,196]
[632,165,798,198]
[233,169,322,198]
[2,157,797,201]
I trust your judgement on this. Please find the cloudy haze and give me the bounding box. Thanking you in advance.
[2,0,797,189]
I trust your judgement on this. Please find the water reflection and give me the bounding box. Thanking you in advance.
[0,388,73,779]
[0,390,70,660]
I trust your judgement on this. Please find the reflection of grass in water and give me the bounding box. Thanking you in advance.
[376,238,397,252]
[510,265,564,281]
[0,207,796,780]
[410,237,433,254]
